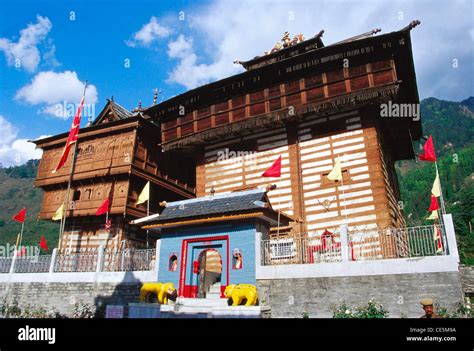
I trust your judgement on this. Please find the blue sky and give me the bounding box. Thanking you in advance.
[0,0,472,166]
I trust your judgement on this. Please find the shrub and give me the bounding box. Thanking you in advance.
[331,300,388,318]
[436,302,472,318]
[72,301,96,318]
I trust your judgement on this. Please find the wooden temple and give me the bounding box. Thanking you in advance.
[33,100,195,252]
[34,21,422,258]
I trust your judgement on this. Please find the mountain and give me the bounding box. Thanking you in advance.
[419,97,474,155]
[396,96,474,264]
[0,160,58,253]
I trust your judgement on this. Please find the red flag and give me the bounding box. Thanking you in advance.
[262,156,282,178]
[12,208,26,223]
[434,223,443,254]
[95,198,110,216]
[428,195,439,212]
[52,96,85,173]
[39,235,49,251]
[419,135,437,162]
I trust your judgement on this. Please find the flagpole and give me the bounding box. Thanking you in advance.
[277,178,281,237]
[338,156,348,224]
[146,198,150,250]
[18,220,25,252]
[58,142,79,250]
[58,81,87,251]
[434,162,446,216]
[434,162,447,254]
[57,204,65,249]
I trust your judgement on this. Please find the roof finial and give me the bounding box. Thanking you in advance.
[153,88,158,105]
[111,95,114,102]
[138,100,142,110]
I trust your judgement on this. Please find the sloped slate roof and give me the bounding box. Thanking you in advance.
[92,100,132,125]
[110,101,133,120]
[153,189,269,222]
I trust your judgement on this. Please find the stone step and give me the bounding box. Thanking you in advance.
[208,287,221,294]
[175,297,228,307]
[206,293,222,300]
[129,302,271,319]
[159,304,271,318]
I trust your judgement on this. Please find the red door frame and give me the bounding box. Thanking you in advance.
[178,235,229,297]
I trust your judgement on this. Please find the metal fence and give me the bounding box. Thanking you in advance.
[261,234,342,266]
[348,225,445,261]
[0,257,13,273]
[261,225,446,266]
[0,247,157,274]
[14,255,52,273]
[102,249,156,272]
[54,251,99,272]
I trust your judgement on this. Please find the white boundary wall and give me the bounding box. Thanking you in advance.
[256,214,460,280]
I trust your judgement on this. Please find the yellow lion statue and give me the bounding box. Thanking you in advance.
[224,284,258,306]
[140,282,177,304]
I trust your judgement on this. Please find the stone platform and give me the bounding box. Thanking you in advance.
[128,298,270,318]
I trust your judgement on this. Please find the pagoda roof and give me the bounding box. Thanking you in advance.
[132,188,294,229]
[143,21,421,126]
[91,99,133,125]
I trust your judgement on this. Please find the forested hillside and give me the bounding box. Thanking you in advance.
[0,160,58,253]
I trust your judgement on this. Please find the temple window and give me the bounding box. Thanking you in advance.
[72,189,81,201]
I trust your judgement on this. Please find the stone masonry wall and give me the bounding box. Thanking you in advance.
[0,282,141,317]
[459,265,474,296]
[257,272,464,318]
[0,270,466,318]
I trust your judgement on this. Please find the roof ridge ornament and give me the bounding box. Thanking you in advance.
[401,19,421,31]
[233,30,324,70]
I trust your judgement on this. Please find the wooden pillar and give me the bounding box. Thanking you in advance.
[285,121,306,234]
[195,148,206,197]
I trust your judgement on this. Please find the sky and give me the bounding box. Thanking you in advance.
[0,0,472,167]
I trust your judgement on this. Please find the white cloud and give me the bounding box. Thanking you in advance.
[0,15,54,72]
[0,116,45,167]
[159,0,473,100]
[126,16,171,47]
[15,71,98,120]
[167,34,193,59]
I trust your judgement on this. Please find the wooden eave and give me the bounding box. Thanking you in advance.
[161,82,400,151]
[32,116,160,150]
[144,27,420,125]
[140,208,294,231]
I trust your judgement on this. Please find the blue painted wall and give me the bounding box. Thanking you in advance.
[157,220,257,290]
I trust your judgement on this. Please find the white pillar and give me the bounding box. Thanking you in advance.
[154,239,161,280]
[339,224,349,262]
[255,231,262,268]
[442,214,459,263]
[9,250,17,274]
[96,245,105,272]
[49,248,58,273]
